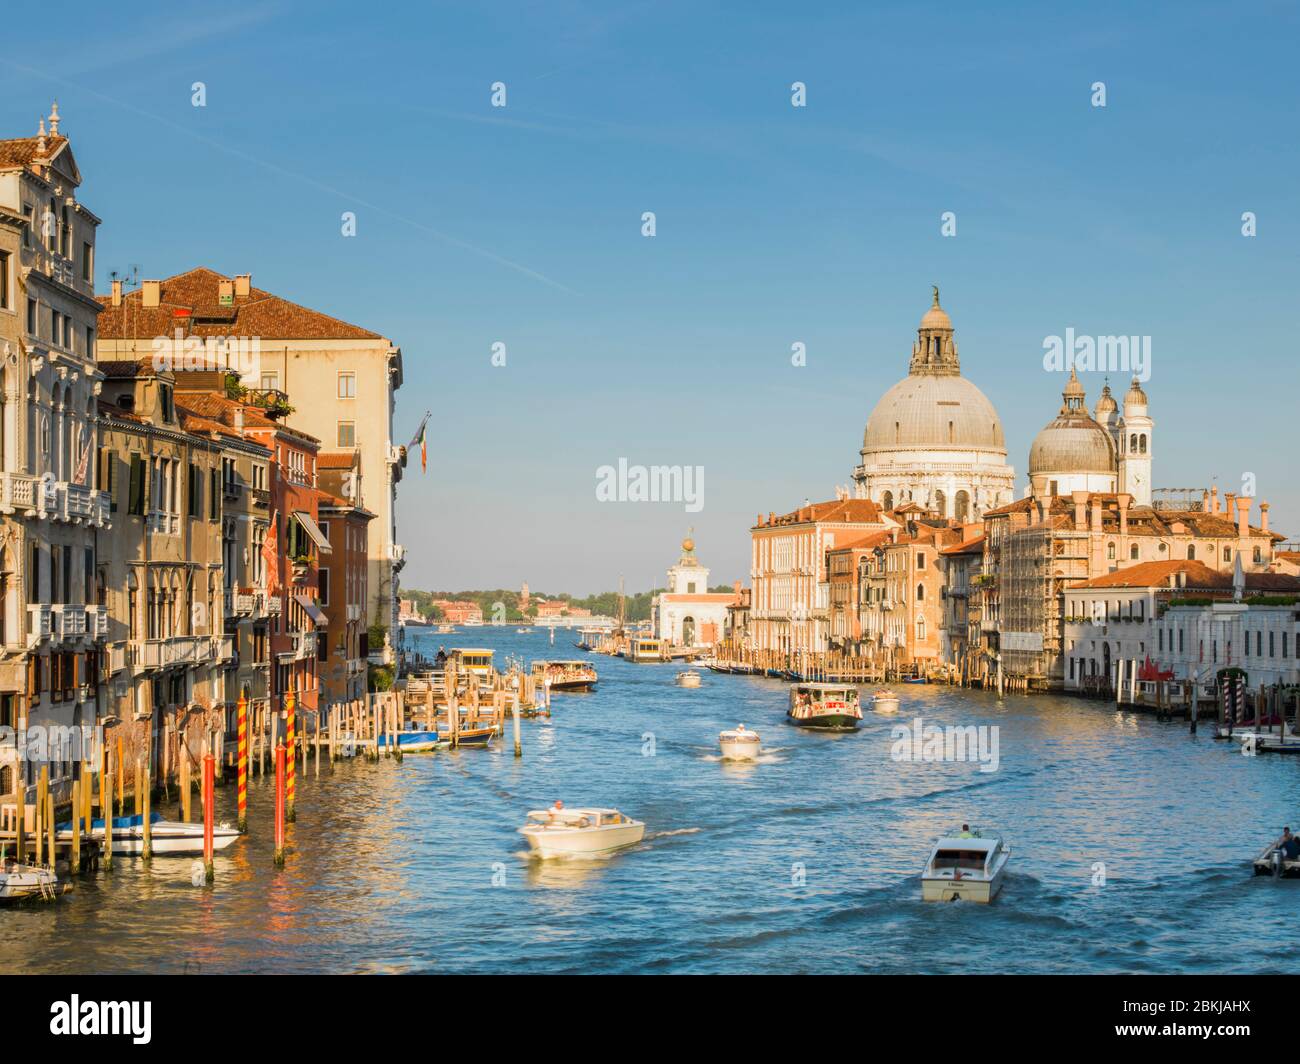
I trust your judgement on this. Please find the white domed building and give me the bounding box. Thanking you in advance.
[852,289,1014,520]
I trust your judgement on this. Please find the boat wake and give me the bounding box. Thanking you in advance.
[646,827,702,840]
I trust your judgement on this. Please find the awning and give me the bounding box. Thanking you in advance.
[292,511,332,553]
[295,594,329,627]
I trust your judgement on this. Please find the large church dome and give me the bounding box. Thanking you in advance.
[864,373,1005,452]
[852,288,1015,519]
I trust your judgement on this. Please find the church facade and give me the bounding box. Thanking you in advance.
[853,289,1015,520]
[651,538,733,647]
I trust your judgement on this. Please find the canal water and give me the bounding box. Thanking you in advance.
[3,627,1298,974]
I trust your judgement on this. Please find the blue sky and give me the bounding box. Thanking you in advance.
[5,1,1297,595]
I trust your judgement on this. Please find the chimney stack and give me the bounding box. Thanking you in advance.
[1210,485,1219,514]
[1072,490,1088,530]
[1117,493,1131,536]
[141,279,160,308]
[111,279,123,307]
[1226,493,1235,525]
[234,274,251,297]
[219,278,234,303]
[1236,496,1250,540]
[1201,489,1209,512]
[1260,501,1270,534]
[1090,498,1102,532]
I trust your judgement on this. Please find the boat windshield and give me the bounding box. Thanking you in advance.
[931,848,988,871]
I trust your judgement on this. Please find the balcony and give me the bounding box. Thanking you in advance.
[27,604,52,645]
[214,636,235,662]
[52,604,86,640]
[41,482,112,528]
[250,487,270,509]
[233,589,268,617]
[276,630,317,662]
[146,511,179,535]
[223,480,243,501]
[0,472,40,514]
[130,635,214,670]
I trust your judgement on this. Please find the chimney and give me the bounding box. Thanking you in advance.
[1260,501,1270,534]
[1090,498,1102,532]
[1225,492,1235,523]
[768,512,774,526]
[1201,489,1209,513]
[1236,496,1250,540]
[1072,490,1088,530]
[111,279,123,307]
[234,407,245,435]
[1117,493,1131,536]
[1210,485,1219,514]
[219,279,234,303]
[756,513,762,528]
[234,274,251,297]
[141,279,160,308]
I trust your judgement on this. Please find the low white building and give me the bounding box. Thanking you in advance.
[652,538,733,647]
[1062,558,1300,691]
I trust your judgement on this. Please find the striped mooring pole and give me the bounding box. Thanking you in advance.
[202,753,215,883]
[285,689,297,824]
[236,691,249,833]
[273,741,286,867]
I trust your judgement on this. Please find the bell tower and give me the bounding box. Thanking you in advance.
[1118,377,1152,506]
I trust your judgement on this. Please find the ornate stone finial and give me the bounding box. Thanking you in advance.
[36,117,47,155]
[48,101,60,136]
[931,284,940,307]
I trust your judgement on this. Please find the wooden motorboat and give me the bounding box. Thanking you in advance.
[0,861,57,902]
[872,689,900,713]
[1253,837,1300,877]
[453,725,497,747]
[58,813,240,857]
[787,683,862,730]
[532,660,598,692]
[921,830,1010,903]
[377,728,449,753]
[719,724,761,760]
[676,669,702,688]
[519,807,645,858]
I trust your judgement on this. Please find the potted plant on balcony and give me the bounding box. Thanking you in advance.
[291,551,312,580]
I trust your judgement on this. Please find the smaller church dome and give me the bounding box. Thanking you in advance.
[1028,369,1117,477]
[919,286,952,331]
[1125,377,1148,407]
[1094,382,1117,416]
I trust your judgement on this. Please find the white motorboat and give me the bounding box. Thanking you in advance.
[0,861,57,902]
[921,829,1010,903]
[676,669,702,688]
[872,689,900,713]
[519,807,645,859]
[719,724,761,760]
[57,813,241,857]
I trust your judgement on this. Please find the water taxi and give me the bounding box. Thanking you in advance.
[0,861,57,902]
[719,724,761,760]
[462,617,484,627]
[532,659,599,692]
[872,689,900,713]
[627,637,664,662]
[787,683,863,730]
[921,829,1010,903]
[519,806,645,858]
[437,624,455,634]
[57,813,241,857]
[515,627,533,634]
[450,647,495,679]
[676,669,702,688]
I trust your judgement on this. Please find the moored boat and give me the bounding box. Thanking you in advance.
[719,724,761,760]
[627,637,664,663]
[519,806,645,858]
[872,689,900,713]
[0,861,57,902]
[787,683,862,730]
[450,647,495,680]
[921,829,1010,903]
[532,659,598,692]
[57,812,241,857]
[377,728,449,753]
[676,669,702,688]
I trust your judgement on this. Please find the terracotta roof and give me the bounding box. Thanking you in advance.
[828,531,892,553]
[1071,559,1300,592]
[174,392,320,448]
[758,498,884,529]
[318,451,358,469]
[940,533,986,556]
[96,267,383,341]
[0,134,67,170]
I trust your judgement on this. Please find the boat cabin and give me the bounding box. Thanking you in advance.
[789,684,860,709]
[927,836,1001,876]
[451,648,495,677]
[628,637,664,662]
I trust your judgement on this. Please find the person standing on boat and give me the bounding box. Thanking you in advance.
[547,800,565,822]
[959,824,974,838]
[1278,827,1300,861]
[435,646,448,667]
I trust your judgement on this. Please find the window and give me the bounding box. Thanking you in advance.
[158,383,175,424]
[260,372,279,391]
[26,298,36,334]
[188,464,202,517]
[337,421,356,447]
[209,468,219,520]
[0,250,9,310]
[1223,547,1231,562]
[128,454,146,515]
[1130,544,1139,560]
[1187,544,1196,560]
[338,372,356,398]
[319,568,330,606]
[82,241,93,283]
[917,584,925,602]
[917,554,926,570]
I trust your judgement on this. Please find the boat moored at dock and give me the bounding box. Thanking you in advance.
[921,829,1010,903]
[787,683,863,730]
[58,813,241,857]
[450,648,495,680]
[377,729,449,753]
[626,637,665,662]
[0,861,57,902]
[719,724,761,760]
[519,806,646,858]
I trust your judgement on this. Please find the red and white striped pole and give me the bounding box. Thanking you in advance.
[273,740,286,867]
[236,691,248,833]
[202,753,215,883]
[285,689,297,824]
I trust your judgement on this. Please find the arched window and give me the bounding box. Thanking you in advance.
[1139,434,1147,454]
[881,490,893,511]
[1130,433,1137,452]
[916,583,925,602]
[1187,544,1196,560]
[954,490,970,522]
[1130,544,1139,560]
[916,617,926,642]
[934,489,946,516]
[1107,542,1116,560]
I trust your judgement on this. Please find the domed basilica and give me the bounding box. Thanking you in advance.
[852,289,1014,520]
